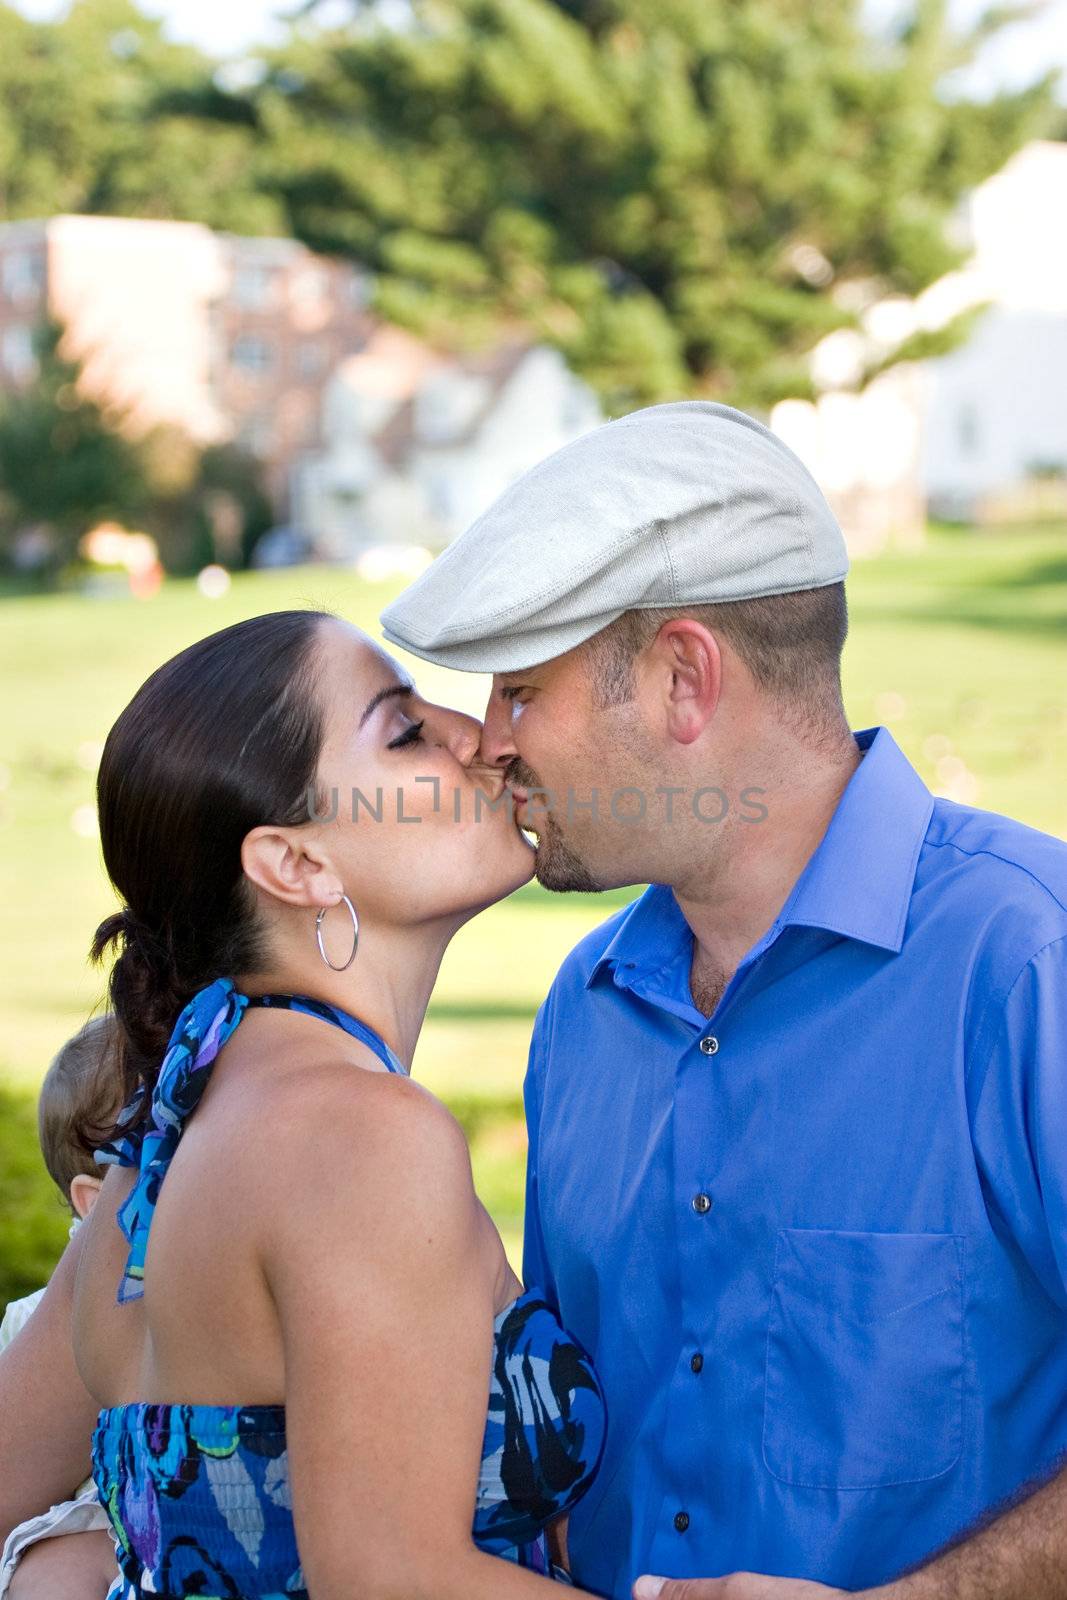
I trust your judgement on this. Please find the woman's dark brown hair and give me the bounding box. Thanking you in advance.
[87,608,333,1153]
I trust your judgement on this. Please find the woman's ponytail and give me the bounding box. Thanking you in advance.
[88,907,198,1144]
[85,609,331,1150]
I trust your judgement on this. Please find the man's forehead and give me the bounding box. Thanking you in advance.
[494,663,546,685]
[494,646,583,685]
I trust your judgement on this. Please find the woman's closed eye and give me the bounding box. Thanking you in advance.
[387,719,425,750]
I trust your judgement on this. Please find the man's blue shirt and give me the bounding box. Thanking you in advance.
[522,725,1067,1598]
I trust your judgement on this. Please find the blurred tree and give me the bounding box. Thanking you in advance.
[0,0,282,233]
[255,0,1058,409]
[138,426,275,574]
[0,327,273,577]
[0,322,148,567]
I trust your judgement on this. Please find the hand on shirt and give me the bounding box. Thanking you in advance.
[633,1572,852,1599]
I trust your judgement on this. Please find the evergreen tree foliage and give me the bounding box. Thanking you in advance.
[257,0,1058,407]
[0,0,1057,409]
[0,0,282,234]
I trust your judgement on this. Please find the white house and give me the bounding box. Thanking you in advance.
[772,140,1067,546]
[920,140,1067,521]
[293,327,602,559]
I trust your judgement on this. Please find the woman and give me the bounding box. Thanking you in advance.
[0,609,606,1599]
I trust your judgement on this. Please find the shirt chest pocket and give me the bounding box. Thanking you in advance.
[762,1228,965,1490]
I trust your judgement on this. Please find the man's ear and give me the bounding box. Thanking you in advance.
[241,825,341,911]
[648,619,722,747]
[69,1173,102,1220]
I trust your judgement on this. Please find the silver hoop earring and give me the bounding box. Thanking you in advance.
[315,893,359,971]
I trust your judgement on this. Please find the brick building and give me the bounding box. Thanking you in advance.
[0,214,374,509]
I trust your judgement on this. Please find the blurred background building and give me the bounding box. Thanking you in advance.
[920,139,1067,524]
[772,139,1067,553]
[3,140,1065,566]
[0,214,374,507]
[0,215,603,563]
[293,331,602,559]
[2,0,1066,576]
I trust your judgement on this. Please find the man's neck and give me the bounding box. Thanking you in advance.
[673,732,862,1009]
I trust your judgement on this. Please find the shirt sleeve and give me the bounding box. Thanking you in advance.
[0,1289,46,1353]
[522,1001,559,1311]
[971,934,1067,1310]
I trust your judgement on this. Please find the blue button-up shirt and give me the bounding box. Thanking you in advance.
[523,725,1067,1598]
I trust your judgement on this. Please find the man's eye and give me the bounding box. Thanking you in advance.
[387,720,424,750]
[501,687,528,702]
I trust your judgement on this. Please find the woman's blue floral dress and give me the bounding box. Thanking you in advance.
[91,980,606,1598]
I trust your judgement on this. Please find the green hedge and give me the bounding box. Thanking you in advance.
[0,1084,72,1321]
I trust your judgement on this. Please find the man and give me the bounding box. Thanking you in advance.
[380,402,1067,1600]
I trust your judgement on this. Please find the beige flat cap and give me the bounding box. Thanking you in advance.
[380,400,849,673]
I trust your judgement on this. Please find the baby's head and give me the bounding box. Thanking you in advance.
[38,1013,122,1223]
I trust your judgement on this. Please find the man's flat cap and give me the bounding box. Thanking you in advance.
[380,400,849,674]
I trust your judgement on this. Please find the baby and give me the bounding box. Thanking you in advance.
[0,1014,122,1600]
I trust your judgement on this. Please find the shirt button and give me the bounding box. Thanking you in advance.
[699,1035,719,1055]
[690,1352,704,1373]
[674,1511,690,1533]
[692,1192,713,1215]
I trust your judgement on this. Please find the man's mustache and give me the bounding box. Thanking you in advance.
[504,757,545,793]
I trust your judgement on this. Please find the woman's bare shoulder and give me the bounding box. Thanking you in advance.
[252,1061,476,1231]
[253,1061,495,1338]
[264,1054,466,1155]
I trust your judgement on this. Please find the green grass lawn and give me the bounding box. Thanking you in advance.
[1,522,1064,1306]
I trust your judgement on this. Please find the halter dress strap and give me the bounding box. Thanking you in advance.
[243,991,408,1077]
[95,977,406,1304]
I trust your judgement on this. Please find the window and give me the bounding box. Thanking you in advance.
[1,325,36,378]
[2,253,46,302]
[429,475,457,520]
[296,342,327,378]
[957,405,979,458]
[291,268,331,306]
[236,414,273,456]
[231,334,274,375]
[232,263,275,310]
[343,269,372,310]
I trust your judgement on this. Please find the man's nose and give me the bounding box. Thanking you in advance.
[479,688,517,768]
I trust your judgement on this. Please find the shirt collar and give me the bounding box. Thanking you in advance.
[775,724,934,952]
[588,725,934,988]
[588,882,690,989]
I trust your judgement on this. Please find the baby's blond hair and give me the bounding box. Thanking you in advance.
[38,1013,122,1208]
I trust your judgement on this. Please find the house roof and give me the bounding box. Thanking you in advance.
[372,338,532,467]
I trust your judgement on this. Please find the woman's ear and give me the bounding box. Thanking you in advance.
[241,825,341,910]
[69,1173,102,1220]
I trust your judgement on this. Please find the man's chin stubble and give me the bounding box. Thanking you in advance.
[529,821,604,894]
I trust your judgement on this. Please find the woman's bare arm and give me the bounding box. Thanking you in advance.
[0,1230,100,1544]
[262,1066,596,1600]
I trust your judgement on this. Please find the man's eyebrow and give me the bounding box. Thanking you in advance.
[359,683,414,728]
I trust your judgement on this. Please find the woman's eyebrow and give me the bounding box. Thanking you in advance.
[359,682,414,728]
